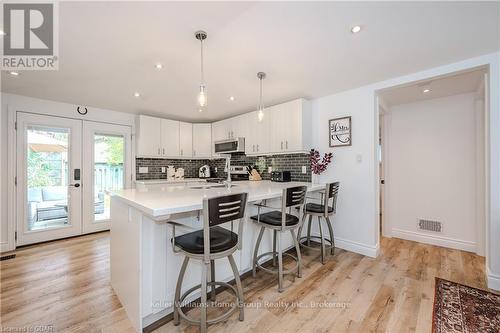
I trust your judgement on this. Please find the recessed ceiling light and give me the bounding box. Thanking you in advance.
[134,92,141,98]
[198,109,203,113]
[229,96,235,101]
[155,63,163,70]
[351,25,362,34]
[423,88,431,93]
[9,71,19,76]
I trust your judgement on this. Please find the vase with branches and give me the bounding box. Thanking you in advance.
[310,149,333,181]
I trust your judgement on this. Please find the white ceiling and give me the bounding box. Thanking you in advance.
[1,1,499,122]
[378,68,487,107]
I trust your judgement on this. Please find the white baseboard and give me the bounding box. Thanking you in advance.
[391,228,476,253]
[309,232,379,258]
[487,268,500,291]
[335,237,379,258]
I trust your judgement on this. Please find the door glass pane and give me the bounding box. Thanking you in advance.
[26,126,70,231]
[94,134,124,221]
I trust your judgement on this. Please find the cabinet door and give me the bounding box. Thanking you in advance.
[211,121,226,156]
[282,100,302,152]
[179,122,193,157]
[232,114,247,139]
[193,124,212,158]
[137,115,162,157]
[269,104,286,153]
[246,111,270,155]
[161,119,180,157]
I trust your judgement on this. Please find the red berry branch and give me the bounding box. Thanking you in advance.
[310,149,333,175]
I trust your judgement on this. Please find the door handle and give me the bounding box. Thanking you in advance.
[69,183,80,188]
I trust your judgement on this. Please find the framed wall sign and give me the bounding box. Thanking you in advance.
[329,116,352,147]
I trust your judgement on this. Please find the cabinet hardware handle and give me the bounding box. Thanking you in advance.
[163,148,165,155]
[253,144,255,152]
[285,141,288,149]
[281,141,283,150]
[194,150,196,156]
[158,148,161,155]
[257,144,259,151]
[181,149,183,156]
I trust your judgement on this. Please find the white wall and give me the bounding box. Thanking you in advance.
[386,93,482,252]
[0,93,135,252]
[1,97,7,251]
[312,86,379,257]
[310,52,499,291]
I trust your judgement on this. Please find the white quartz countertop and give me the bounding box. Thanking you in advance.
[134,178,207,185]
[109,180,323,218]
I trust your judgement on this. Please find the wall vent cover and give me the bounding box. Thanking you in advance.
[418,219,442,232]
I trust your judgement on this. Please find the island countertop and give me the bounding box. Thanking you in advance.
[109,180,323,218]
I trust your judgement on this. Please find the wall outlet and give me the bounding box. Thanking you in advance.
[161,167,166,173]
[268,166,273,173]
[301,166,307,174]
[138,166,148,174]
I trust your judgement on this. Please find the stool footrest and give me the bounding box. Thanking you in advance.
[176,281,240,325]
[299,236,334,251]
[256,251,299,275]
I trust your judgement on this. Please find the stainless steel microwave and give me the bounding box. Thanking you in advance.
[214,138,245,154]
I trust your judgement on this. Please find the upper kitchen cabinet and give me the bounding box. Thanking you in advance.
[269,98,311,154]
[160,119,180,157]
[192,123,212,158]
[245,110,270,155]
[179,122,193,158]
[136,115,162,157]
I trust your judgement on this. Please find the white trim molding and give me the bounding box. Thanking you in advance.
[310,232,379,258]
[487,268,500,291]
[392,228,476,253]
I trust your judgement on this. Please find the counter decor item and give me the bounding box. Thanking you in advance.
[310,149,333,175]
[247,165,262,181]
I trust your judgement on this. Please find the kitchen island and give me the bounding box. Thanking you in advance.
[109,180,323,332]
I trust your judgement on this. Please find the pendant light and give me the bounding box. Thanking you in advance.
[195,30,207,108]
[257,72,266,122]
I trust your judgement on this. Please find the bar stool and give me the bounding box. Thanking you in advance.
[169,192,248,333]
[251,186,307,292]
[297,182,339,264]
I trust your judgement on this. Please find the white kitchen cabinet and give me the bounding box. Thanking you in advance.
[136,115,162,157]
[160,119,180,157]
[232,114,248,139]
[269,98,311,154]
[179,122,193,158]
[193,123,212,158]
[245,110,270,155]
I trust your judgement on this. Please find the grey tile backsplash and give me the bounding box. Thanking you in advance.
[136,153,312,182]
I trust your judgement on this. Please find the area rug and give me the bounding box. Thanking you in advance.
[432,277,500,333]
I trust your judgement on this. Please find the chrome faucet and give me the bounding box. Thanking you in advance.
[221,154,232,189]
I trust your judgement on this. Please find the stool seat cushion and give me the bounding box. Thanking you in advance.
[305,203,334,214]
[172,226,238,254]
[250,211,299,227]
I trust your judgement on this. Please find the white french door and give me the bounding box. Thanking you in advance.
[82,121,131,233]
[16,112,132,246]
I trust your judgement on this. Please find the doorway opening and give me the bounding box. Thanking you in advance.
[376,67,487,255]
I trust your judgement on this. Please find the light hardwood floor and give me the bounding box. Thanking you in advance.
[0,232,489,333]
